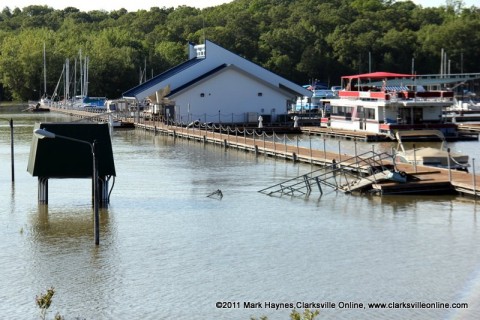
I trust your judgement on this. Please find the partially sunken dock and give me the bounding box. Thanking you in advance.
[133,121,479,197]
[47,106,480,198]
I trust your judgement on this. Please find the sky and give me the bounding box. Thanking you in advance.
[3,0,478,12]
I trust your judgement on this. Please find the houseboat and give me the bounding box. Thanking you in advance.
[323,72,458,138]
[292,84,338,126]
[294,88,337,113]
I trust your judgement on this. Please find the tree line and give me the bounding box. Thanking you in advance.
[0,0,478,101]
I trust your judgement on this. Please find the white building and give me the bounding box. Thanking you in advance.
[123,40,311,124]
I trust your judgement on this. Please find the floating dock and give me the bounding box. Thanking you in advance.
[300,126,391,142]
[135,121,480,198]
[47,106,480,197]
[301,126,479,142]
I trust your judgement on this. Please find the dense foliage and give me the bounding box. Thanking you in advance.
[0,0,478,101]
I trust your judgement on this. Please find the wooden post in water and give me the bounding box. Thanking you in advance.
[308,135,313,163]
[472,158,476,197]
[273,131,276,156]
[413,144,417,173]
[447,148,452,182]
[263,132,265,151]
[9,118,14,182]
[354,140,358,170]
[297,136,300,157]
[338,140,341,162]
[323,137,326,162]
[92,141,100,246]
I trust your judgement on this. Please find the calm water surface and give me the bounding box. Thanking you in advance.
[1,108,480,319]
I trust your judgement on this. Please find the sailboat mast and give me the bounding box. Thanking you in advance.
[84,56,89,97]
[65,58,70,101]
[43,42,47,97]
[79,49,83,98]
[74,57,77,98]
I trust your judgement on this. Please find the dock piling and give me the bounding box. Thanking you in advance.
[447,148,452,182]
[473,158,477,197]
[413,144,417,173]
[38,177,48,204]
[9,118,14,182]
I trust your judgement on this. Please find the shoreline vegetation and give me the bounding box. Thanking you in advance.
[0,1,479,102]
[0,101,28,107]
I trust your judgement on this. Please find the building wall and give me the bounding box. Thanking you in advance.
[171,68,290,124]
[330,119,380,132]
[422,105,444,120]
[128,40,310,108]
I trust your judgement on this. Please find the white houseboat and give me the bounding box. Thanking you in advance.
[294,83,337,113]
[324,72,458,138]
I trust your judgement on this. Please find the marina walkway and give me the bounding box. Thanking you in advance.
[48,106,480,197]
[135,121,480,197]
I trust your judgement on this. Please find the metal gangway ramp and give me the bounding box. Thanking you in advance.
[258,151,397,197]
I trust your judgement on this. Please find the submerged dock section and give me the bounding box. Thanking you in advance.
[47,106,480,198]
[132,121,480,198]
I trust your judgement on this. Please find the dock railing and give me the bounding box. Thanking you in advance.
[258,150,396,197]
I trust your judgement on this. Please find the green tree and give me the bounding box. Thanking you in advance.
[0,29,54,100]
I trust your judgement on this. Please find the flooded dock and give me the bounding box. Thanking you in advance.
[48,106,480,198]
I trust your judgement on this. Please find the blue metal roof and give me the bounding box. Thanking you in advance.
[123,57,203,98]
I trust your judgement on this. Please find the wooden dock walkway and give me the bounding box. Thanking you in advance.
[300,126,392,142]
[458,123,480,133]
[48,106,480,197]
[135,121,480,197]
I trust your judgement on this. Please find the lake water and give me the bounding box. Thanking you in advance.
[1,107,480,319]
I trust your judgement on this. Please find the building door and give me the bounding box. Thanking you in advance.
[413,107,423,124]
[357,106,365,130]
[398,107,410,124]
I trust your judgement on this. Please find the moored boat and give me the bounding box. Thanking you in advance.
[394,129,469,171]
[324,72,459,138]
[25,102,50,112]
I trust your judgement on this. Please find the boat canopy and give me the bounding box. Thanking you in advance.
[395,130,447,153]
[342,71,416,80]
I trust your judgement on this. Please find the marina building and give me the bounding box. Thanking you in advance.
[122,40,311,125]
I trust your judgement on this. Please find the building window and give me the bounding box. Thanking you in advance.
[332,106,353,119]
[200,93,205,97]
[258,92,263,96]
[365,108,375,120]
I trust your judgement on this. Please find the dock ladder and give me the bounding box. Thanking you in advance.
[258,151,397,197]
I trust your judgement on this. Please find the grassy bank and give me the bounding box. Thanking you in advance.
[0,102,29,114]
[0,101,28,107]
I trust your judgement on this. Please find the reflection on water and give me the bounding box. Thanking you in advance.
[1,107,480,319]
[26,203,119,318]
[29,204,111,243]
